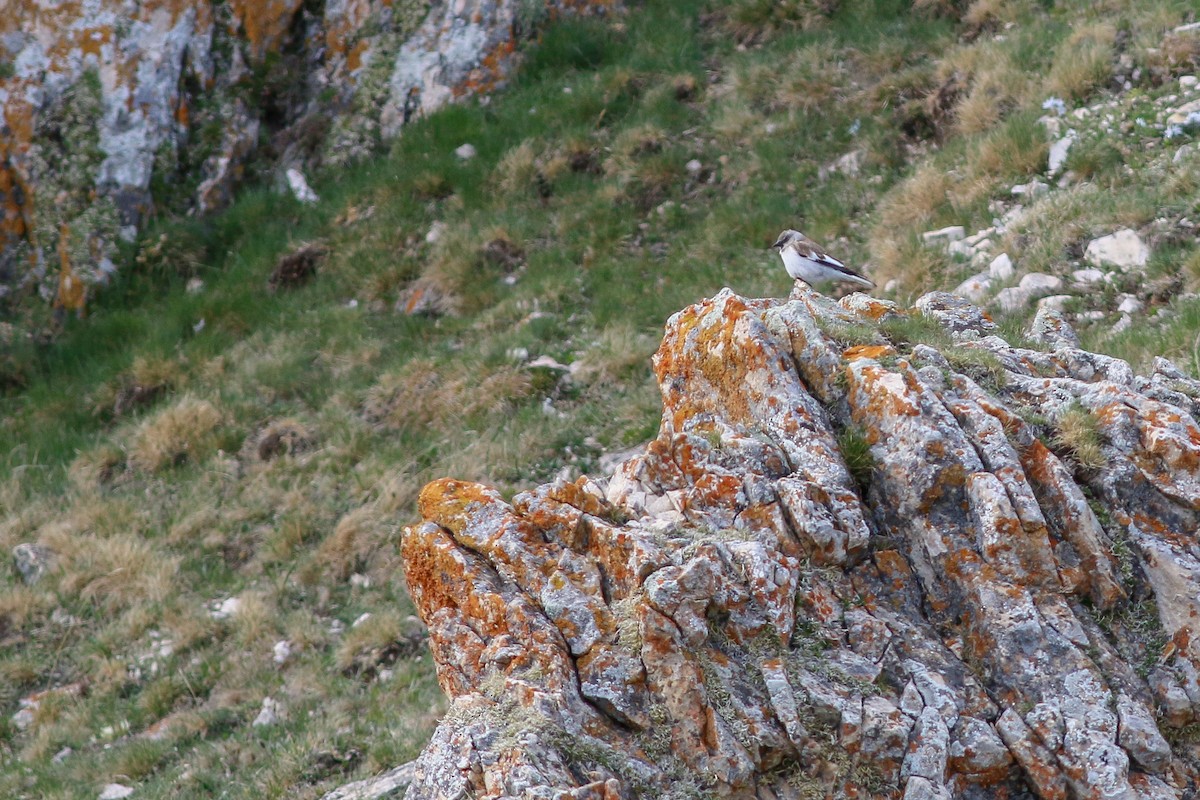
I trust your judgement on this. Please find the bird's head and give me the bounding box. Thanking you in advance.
[770,229,803,250]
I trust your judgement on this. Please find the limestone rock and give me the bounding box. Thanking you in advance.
[953,273,991,303]
[12,542,54,584]
[1049,130,1078,176]
[989,252,1015,281]
[321,762,416,800]
[1086,229,1151,271]
[923,226,966,244]
[405,285,1200,798]
[0,0,615,309]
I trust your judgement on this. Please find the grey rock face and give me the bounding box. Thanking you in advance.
[404,287,1200,799]
[0,0,615,308]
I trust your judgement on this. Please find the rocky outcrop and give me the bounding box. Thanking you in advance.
[0,0,614,309]
[403,286,1200,799]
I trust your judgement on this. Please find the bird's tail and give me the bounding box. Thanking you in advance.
[848,273,876,290]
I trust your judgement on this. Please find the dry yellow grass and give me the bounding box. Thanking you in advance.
[49,532,180,613]
[335,610,404,674]
[877,164,951,232]
[129,395,225,472]
[572,322,656,386]
[362,359,532,433]
[307,505,391,583]
[1048,23,1116,101]
[1054,404,1106,469]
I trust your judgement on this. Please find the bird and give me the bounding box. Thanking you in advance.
[770,229,875,290]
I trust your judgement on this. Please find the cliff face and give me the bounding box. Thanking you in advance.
[404,287,1200,799]
[0,0,613,310]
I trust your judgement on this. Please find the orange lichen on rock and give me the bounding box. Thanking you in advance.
[228,0,304,60]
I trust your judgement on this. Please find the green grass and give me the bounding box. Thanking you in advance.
[1,0,1198,797]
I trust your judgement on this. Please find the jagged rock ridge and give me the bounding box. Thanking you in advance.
[404,286,1200,799]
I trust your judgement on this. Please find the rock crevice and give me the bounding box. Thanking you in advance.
[404,287,1200,799]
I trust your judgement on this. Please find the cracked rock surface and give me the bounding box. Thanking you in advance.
[403,287,1200,799]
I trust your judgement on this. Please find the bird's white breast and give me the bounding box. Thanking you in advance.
[780,248,822,281]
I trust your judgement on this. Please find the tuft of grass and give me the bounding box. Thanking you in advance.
[128,395,226,472]
[837,425,875,495]
[1048,22,1116,102]
[1053,402,1106,470]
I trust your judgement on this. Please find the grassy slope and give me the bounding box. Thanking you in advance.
[0,0,1197,797]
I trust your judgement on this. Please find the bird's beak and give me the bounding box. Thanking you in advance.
[770,236,786,250]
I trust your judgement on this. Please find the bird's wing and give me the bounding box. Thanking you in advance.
[792,241,874,285]
[793,239,845,268]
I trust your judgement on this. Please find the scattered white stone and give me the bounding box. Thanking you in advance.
[1167,99,1200,125]
[1176,145,1196,163]
[989,253,1015,281]
[51,608,79,627]
[1048,130,1077,176]
[964,228,995,247]
[185,278,204,294]
[349,573,371,588]
[273,640,292,665]
[192,318,205,335]
[954,273,992,303]
[884,279,900,294]
[995,287,1030,313]
[425,221,448,245]
[1176,21,1200,33]
[1019,273,1064,295]
[948,240,974,259]
[209,597,242,621]
[52,747,73,763]
[286,168,319,204]
[820,149,864,180]
[346,298,359,309]
[506,347,529,362]
[99,784,135,800]
[1038,115,1062,138]
[1182,76,1199,90]
[1072,268,1106,285]
[253,697,279,727]
[329,619,346,636]
[352,612,372,629]
[685,159,702,174]
[454,143,476,160]
[1117,295,1144,315]
[1011,181,1049,198]
[922,226,966,243]
[1037,295,1073,311]
[11,706,34,731]
[1112,314,1133,334]
[998,205,1026,230]
[527,355,570,371]
[1085,229,1150,271]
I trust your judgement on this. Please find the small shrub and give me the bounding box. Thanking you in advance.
[267,242,328,292]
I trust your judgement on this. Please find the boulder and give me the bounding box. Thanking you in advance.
[1086,229,1150,271]
[402,286,1197,799]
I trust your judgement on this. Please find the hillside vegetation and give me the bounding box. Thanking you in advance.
[0,0,1198,797]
